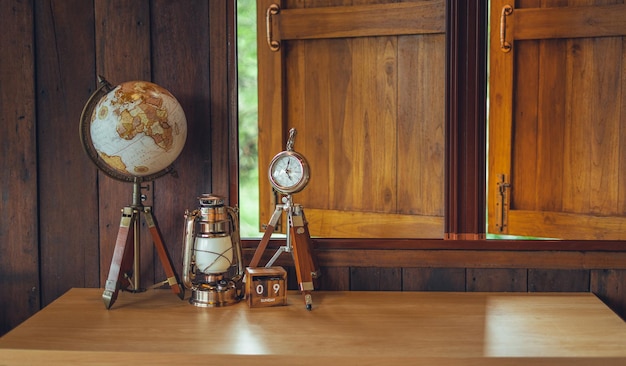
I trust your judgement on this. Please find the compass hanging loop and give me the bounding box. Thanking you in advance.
[286,128,297,151]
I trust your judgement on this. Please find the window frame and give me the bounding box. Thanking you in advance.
[241,0,626,254]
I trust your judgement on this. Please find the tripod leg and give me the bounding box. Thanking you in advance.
[103,207,136,309]
[290,208,319,310]
[143,207,184,299]
[249,205,283,268]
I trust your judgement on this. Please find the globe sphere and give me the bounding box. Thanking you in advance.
[84,80,187,181]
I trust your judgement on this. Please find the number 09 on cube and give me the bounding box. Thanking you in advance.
[245,267,288,308]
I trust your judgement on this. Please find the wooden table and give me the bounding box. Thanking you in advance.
[1,289,626,365]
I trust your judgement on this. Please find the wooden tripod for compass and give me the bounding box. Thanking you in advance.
[249,194,319,310]
[102,181,184,309]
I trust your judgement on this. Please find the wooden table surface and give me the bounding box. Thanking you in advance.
[1,288,626,365]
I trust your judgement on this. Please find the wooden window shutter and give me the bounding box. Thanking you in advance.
[257,0,446,238]
[488,0,626,239]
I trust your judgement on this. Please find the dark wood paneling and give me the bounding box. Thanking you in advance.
[151,0,213,284]
[94,0,154,288]
[283,266,298,290]
[35,0,101,306]
[0,0,238,336]
[528,269,590,292]
[591,269,626,320]
[317,266,350,291]
[351,267,402,291]
[315,248,626,269]
[209,0,240,202]
[0,0,39,336]
[467,268,527,292]
[402,268,466,291]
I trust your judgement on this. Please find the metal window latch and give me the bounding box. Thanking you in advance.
[496,174,511,232]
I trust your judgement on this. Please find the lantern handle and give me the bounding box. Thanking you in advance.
[181,209,199,290]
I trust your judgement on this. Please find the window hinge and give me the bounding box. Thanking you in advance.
[495,174,511,232]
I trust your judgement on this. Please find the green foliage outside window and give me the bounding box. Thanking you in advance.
[238,0,260,238]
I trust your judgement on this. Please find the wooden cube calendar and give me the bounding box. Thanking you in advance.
[245,266,287,308]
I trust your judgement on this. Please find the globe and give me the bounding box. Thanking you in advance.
[80,78,187,182]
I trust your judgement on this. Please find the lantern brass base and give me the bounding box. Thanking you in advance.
[189,279,242,307]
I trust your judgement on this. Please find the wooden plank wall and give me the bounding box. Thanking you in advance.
[0,0,237,336]
[1,0,40,336]
[243,245,626,322]
[2,0,626,338]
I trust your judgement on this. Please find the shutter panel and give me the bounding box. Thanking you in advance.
[488,0,626,239]
[257,0,446,238]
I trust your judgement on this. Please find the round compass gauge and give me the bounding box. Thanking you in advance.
[268,129,310,194]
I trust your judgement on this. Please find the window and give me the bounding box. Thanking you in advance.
[238,0,260,238]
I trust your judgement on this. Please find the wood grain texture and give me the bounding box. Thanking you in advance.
[467,268,527,292]
[513,4,626,40]
[620,34,626,214]
[2,350,626,366]
[398,34,445,217]
[277,2,445,40]
[36,0,102,305]
[591,269,626,321]
[528,269,590,292]
[94,0,154,289]
[350,267,402,290]
[313,249,626,269]
[0,0,237,336]
[489,0,626,239]
[0,0,39,336]
[487,0,515,234]
[445,1,488,237]
[2,288,626,360]
[150,0,212,284]
[258,0,446,238]
[316,266,350,290]
[403,268,466,291]
[305,208,444,238]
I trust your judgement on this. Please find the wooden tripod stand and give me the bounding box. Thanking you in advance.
[249,195,319,310]
[102,181,184,309]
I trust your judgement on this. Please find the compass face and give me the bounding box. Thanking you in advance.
[268,151,309,194]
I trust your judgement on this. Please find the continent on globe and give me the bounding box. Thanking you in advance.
[114,82,175,152]
[99,152,127,173]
